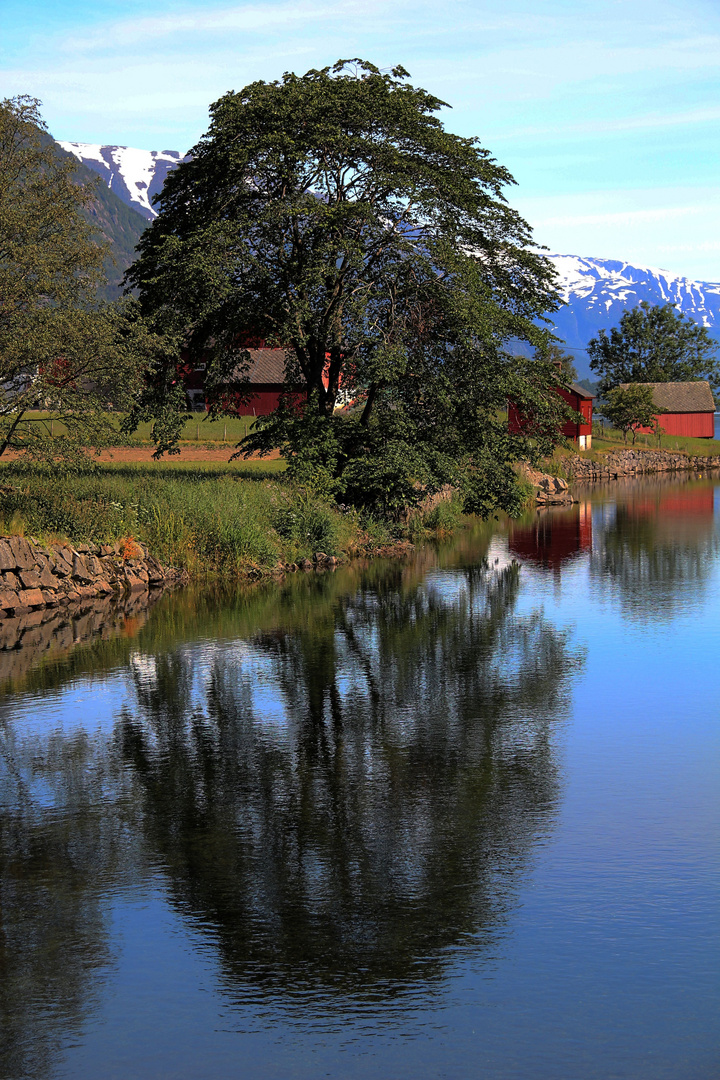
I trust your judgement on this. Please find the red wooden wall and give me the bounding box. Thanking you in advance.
[508,388,592,441]
[636,412,714,438]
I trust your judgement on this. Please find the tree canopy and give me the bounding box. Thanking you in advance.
[588,301,719,399]
[0,96,151,461]
[601,384,665,445]
[127,60,569,515]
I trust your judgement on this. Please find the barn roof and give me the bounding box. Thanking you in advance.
[619,381,715,413]
[244,348,288,384]
[569,381,595,399]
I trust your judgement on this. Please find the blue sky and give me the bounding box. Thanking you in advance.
[2,0,719,280]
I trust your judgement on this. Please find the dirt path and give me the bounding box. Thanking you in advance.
[86,446,282,464]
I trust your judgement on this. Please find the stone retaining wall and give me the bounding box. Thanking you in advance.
[0,536,186,618]
[565,448,720,482]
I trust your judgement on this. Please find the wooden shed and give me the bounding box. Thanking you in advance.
[618,381,716,439]
[508,381,595,449]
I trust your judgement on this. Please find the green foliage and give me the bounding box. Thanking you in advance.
[0,96,155,462]
[536,341,578,381]
[272,487,342,556]
[0,464,384,572]
[602,384,666,445]
[127,60,565,515]
[588,302,719,397]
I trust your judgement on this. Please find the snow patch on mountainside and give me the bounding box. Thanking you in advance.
[545,254,720,377]
[58,142,184,219]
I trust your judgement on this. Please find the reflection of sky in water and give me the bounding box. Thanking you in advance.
[0,477,718,1080]
[1,678,127,738]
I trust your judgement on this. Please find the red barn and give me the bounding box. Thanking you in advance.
[618,381,715,438]
[183,348,296,415]
[182,346,345,416]
[509,382,595,449]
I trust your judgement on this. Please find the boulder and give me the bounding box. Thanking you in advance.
[19,570,42,590]
[17,588,44,608]
[8,536,35,570]
[72,553,93,582]
[0,541,15,571]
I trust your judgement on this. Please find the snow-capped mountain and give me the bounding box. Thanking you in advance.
[546,255,720,377]
[57,142,184,220]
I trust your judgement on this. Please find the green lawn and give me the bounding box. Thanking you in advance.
[99,458,287,478]
[19,411,259,445]
[587,424,720,457]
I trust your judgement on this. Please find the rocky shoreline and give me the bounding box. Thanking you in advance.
[564,447,720,482]
[0,535,186,619]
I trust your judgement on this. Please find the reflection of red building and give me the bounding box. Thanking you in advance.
[624,484,714,546]
[509,382,595,449]
[509,503,592,570]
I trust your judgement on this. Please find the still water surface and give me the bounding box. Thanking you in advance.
[1,476,718,1079]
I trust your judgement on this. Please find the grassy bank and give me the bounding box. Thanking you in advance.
[0,461,405,576]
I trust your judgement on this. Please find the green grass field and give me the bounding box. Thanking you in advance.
[20,411,259,445]
[587,423,720,458]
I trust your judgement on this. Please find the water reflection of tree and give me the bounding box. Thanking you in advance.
[119,563,583,1005]
[0,724,138,1080]
[590,481,718,618]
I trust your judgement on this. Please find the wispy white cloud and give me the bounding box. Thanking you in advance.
[535,205,709,229]
[60,0,364,53]
[515,186,720,280]
[489,106,720,143]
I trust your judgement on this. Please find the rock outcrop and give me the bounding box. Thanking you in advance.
[517,464,576,505]
[564,448,720,482]
[0,536,186,618]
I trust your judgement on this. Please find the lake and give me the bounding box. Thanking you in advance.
[1,475,718,1080]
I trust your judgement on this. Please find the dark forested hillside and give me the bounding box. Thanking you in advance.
[53,140,148,300]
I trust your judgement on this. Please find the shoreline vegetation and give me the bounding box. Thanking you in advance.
[0,426,718,600]
[0,440,717,569]
[0,459,446,584]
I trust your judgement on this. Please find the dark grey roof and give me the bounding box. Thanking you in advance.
[244,348,289,384]
[619,380,715,413]
[569,382,595,399]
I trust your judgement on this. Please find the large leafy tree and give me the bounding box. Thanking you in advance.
[0,96,152,461]
[588,301,719,399]
[127,60,569,514]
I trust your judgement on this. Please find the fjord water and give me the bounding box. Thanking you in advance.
[1,478,718,1080]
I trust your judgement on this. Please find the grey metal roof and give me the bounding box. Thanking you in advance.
[618,380,715,413]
